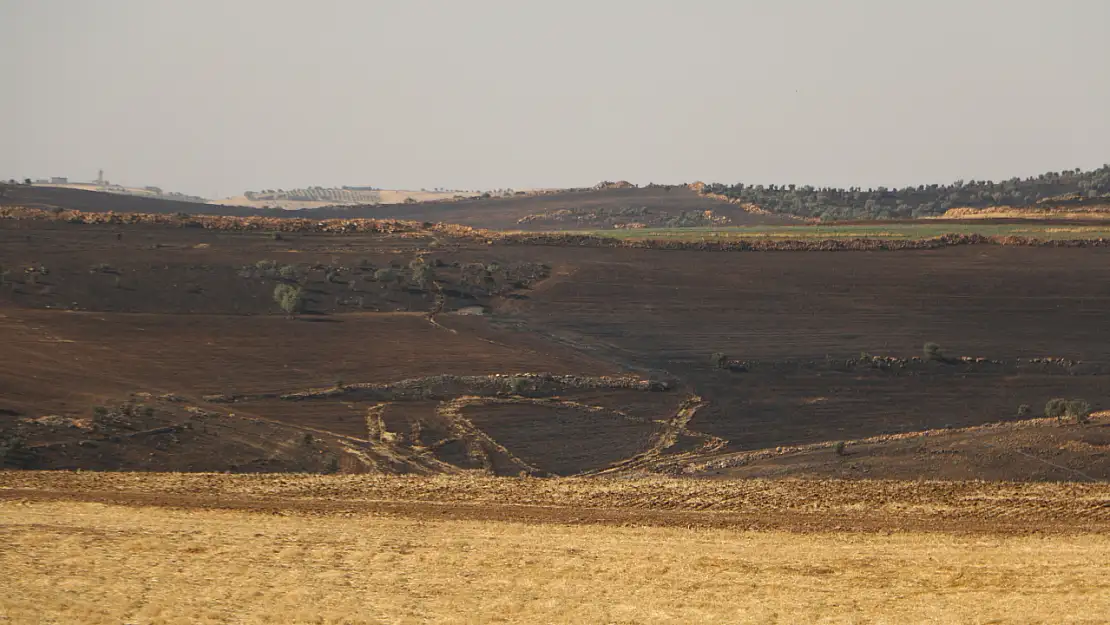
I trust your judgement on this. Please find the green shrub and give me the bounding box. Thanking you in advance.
[1045,398,1068,418]
[710,352,729,369]
[1017,404,1031,417]
[273,284,304,315]
[408,258,435,289]
[1065,399,1091,423]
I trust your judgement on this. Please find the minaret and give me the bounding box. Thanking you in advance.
[97,169,105,186]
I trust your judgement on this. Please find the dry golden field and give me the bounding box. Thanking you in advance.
[2,473,1109,624]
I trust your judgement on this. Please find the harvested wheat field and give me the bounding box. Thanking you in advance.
[1,472,1109,624]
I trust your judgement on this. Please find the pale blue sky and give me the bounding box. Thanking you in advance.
[3,0,1108,198]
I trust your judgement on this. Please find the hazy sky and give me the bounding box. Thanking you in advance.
[3,1,1108,198]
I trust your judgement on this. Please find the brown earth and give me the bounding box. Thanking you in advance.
[2,216,1110,480]
[4,474,1108,624]
[2,471,1108,534]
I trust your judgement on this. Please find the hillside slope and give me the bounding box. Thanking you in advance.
[0,184,793,230]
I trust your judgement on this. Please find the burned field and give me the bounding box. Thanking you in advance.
[1,215,1108,480]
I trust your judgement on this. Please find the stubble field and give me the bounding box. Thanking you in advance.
[2,472,1109,624]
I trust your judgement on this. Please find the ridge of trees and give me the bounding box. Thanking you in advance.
[702,165,1110,221]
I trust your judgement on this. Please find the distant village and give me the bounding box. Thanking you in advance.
[22,170,209,204]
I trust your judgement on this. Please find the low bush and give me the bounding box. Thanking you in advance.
[408,258,435,289]
[923,342,944,362]
[1066,399,1092,423]
[273,284,305,316]
[1045,398,1068,418]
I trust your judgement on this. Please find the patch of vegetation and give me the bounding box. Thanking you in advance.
[703,165,1110,221]
[408,258,436,290]
[273,284,305,316]
[518,206,731,228]
[1067,400,1092,424]
[91,402,156,432]
[1045,398,1068,418]
[710,352,729,370]
[1045,398,1092,423]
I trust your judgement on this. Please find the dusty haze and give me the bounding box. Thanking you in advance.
[3,0,1108,198]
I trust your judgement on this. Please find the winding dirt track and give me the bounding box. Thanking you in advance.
[2,472,1107,535]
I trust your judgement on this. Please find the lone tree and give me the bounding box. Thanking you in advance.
[710,352,729,369]
[1045,398,1068,418]
[1045,398,1092,423]
[273,284,304,316]
[1066,399,1092,424]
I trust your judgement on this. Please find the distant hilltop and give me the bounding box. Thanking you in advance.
[222,186,527,210]
[20,177,208,204]
[701,165,1110,221]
